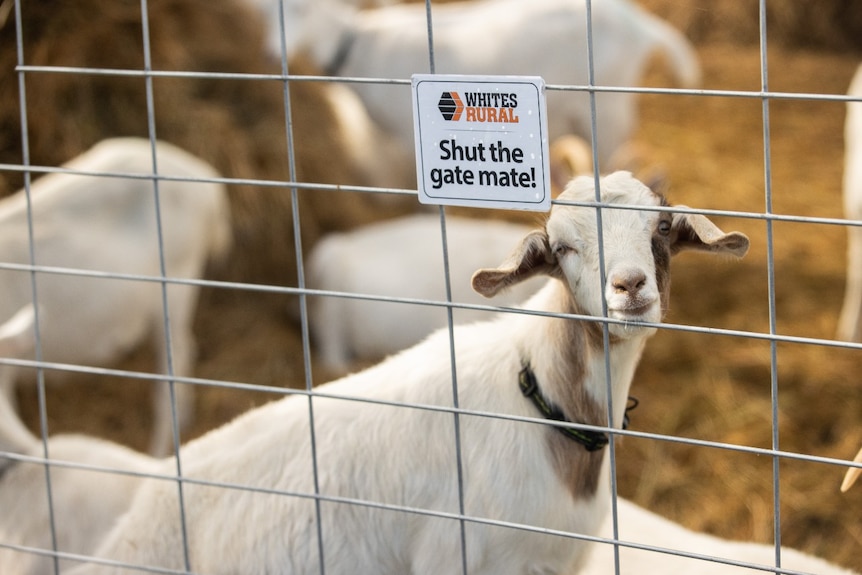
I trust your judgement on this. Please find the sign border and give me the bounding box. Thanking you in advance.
[412,74,551,212]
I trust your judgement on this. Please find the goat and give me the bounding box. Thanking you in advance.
[306,214,545,373]
[579,497,859,574]
[838,63,862,342]
[0,305,159,575]
[0,435,158,575]
[276,0,700,165]
[242,0,397,63]
[0,305,40,461]
[0,137,231,456]
[66,172,748,575]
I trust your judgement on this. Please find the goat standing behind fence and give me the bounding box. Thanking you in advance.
[67,172,747,575]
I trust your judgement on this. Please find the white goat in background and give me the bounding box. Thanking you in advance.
[0,435,158,575]
[0,137,231,456]
[306,214,544,372]
[0,306,159,575]
[838,63,862,343]
[66,172,747,575]
[243,0,397,61]
[271,0,700,165]
[0,434,158,575]
[0,305,40,459]
[579,498,859,575]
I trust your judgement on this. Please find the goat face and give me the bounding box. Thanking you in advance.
[472,171,750,340]
[548,172,668,338]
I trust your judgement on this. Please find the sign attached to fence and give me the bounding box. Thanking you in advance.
[411,74,551,212]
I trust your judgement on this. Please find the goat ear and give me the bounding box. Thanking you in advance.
[471,230,555,298]
[670,209,750,258]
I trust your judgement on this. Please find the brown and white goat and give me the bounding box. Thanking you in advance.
[66,172,748,575]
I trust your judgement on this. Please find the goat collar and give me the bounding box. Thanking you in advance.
[518,363,637,452]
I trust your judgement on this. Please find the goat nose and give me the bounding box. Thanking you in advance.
[612,270,647,295]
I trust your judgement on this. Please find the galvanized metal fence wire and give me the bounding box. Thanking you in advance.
[0,0,860,574]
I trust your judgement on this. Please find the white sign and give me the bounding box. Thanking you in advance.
[412,74,551,212]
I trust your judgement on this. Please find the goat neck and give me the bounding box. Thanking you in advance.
[512,280,650,499]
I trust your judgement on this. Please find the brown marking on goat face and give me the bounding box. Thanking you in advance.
[539,284,611,500]
[651,196,673,316]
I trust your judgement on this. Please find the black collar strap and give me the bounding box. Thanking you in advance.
[518,364,638,452]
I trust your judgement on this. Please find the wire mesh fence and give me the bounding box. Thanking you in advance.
[0,0,860,574]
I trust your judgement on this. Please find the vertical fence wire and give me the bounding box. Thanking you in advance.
[138,1,193,571]
[271,0,329,572]
[757,0,784,569]
[581,1,624,574]
[422,1,471,573]
[11,0,60,573]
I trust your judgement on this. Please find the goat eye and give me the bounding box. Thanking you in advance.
[658,219,672,236]
[552,242,572,258]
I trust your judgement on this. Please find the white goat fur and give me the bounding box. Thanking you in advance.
[0,137,231,456]
[579,498,859,575]
[243,0,396,62]
[307,214,545,372]
[0,305,40,458]
[67,172,748,575]
[280,0,701,164]
[0,435,159,575]
[0,308,159,575]
[838,63,862,342]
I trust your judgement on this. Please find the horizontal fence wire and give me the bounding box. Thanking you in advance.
[14,63,862,106]
[1,161,862,230]
[0,260,859,353]
[0,354,859,474]
[0,0,860,574]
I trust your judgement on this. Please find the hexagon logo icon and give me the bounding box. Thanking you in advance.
[437,91,464,121]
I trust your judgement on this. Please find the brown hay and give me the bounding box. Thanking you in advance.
[639,0,862,52]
